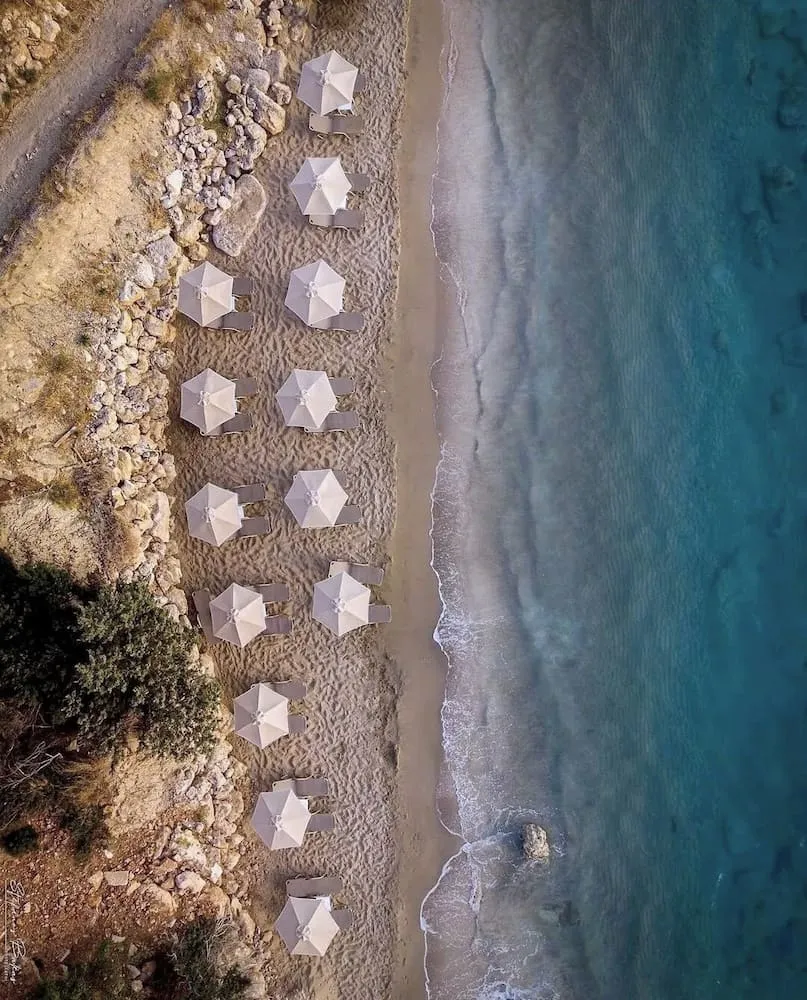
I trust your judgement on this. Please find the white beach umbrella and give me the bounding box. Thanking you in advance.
[251,789,312,850]
[275,369,338,431]
[312,571,370,636]
[184,483,242,546]
[210,583,266,648]
[285,259,345,327]
[180,368,237,433]
[297,50,360,115]
[274,897,341,957]
[233,683,290,748]
[289,157,352,216]
[178,262,234,326]
[285,470,348,528]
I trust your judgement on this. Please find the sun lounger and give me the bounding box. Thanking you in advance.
[272,776,330,797]
[234,377,259,397]
[332,909,353,931]
[309,113,365,136]
[309,209,364,230]
[307,814,336,833]
[354,71,366,93]
[368,603,392,624]
[258,583,291,603]
[329,561,384,586]
[208,311,255,332]
[287,714,306,734]
[262,614,292,636]
[310,311,365,332]
[237,516,270,538]
[346,172,372,192]
[271,680,307,701]
[286,876,342,899]
[235,483,266,504]
[192,590,217,644]
[330,469,349,489]
[232,276,253,296]
[334,505,361,526]
[305,410,359,434]
[204,411,253,436]
[328,377,355,395]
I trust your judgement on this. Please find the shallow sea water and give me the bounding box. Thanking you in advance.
[425,1,807,997]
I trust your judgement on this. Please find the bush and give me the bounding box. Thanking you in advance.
[0,556,219,758]
[152,919,250,1000]
[1,825,39,856]
[30,941,130,1000]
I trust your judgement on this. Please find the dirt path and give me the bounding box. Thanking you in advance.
[0,0,171,240]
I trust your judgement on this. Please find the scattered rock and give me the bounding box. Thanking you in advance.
[175,870,207,894]
[103,870,131,887]
[212,174,267,256]
[244,68,271,93]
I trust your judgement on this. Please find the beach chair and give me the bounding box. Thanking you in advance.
[330,469,350,489]
[354,71,367,93]
[273,776,331,797]
[258,583,291,603]
[328,377,355,395]
[307,814,336,833]
[237,516,270,538]
[309,209,364,230]
[309,113,365,136]
[286,875,342,899]
[332,909,353,931]
[235,483,266,504]
[271,680,307,700]
[263,614,292,637]
[334,505,361,525]
[287,714,306,734]
[368,604,392,624]
[306,411,360,434]
[192,590,217,644]
[234,377,259,397]
[208,311,255,331]
[329,561,384,586]
[346,172,373,192]
[232,276,253,296]
[310,311,365,332]
[204,411,253,436]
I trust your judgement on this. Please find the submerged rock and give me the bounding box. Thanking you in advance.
[522,823,550,863]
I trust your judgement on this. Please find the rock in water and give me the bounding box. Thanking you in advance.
[212,174,267,257]
[522,823,550,863]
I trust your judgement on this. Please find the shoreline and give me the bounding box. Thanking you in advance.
[388,0,460,994]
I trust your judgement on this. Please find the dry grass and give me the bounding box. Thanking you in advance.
[38,347,91,421]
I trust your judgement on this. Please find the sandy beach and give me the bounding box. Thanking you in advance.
[170,1,452,998]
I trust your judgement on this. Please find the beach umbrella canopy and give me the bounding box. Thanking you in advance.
[297,50,360,115]
[184,483,242,546]
[233,683,290,748]
[252,789,312,850]
[274,897,341,956]
[178,262,234,325]
[180,368,237,433]
[285,470,348,529]
[312,571,370,636]
[275,369,338,431]
[289,157,352,216]
[210,583,266,648]
[285,259,345,326]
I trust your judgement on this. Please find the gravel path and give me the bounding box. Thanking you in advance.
[0,0,172,240]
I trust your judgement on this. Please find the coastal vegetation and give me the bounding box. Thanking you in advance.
[28,920,250,1000]
[0,554,219,852]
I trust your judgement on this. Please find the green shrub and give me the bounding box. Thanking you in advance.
[0,555,219,758]
[152,919,250,1000]
[30,941,130,1000]
[1,824,39,856]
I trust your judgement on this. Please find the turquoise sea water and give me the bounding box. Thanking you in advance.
[425,1,807,997]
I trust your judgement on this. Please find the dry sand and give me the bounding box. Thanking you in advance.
[171,1,453,998]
